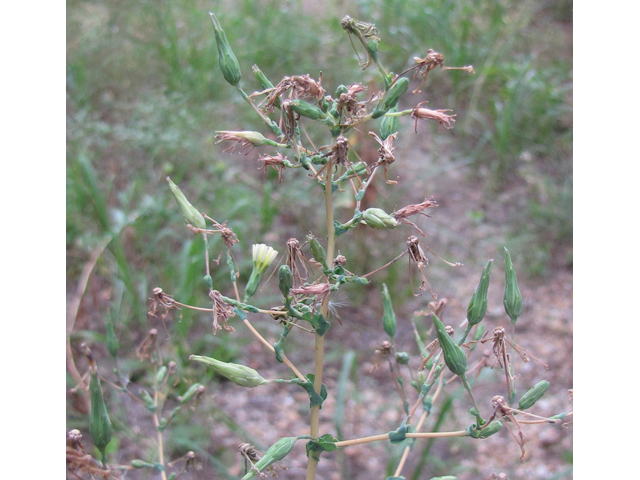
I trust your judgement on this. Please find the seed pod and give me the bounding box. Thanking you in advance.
[307,234,328,269]
[380,105,399,140]
[503,247,523,324]
[209,12,242,87]
[178,383,205,405]
[140,389,156,413]
[278,265,293,298]
[241,436,299,480]
[432,314,467,377]
[381,284,397,338]
[518,380,549,410]
[289,99,328,121]
[361,208,400,229]
[89,368,112,465]
[166,177,206,230]
[467,420,503,439]
[365,38,379,63]
[131,459,155,469]
[156,366,168,385]
[466,259,493,326]
[190,355,268,388]
[396,352,410,364]
[372,77,409,119]
[252,65,280,108]
[105,321,119,358]
[203,274,213,290]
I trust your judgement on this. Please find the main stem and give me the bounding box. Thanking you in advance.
[306,158,334,480]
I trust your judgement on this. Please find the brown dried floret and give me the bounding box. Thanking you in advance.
[263,74,325,112]
[258,152,287,184]
[209,289,236,334]
[411,102,456,131]
[394,198,439,235]
[369,131,398,184]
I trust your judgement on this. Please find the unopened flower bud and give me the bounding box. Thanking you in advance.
[432,314,467,377]
[89,367,112,465]
[503,248,523,324]
[166,177,206,230]
[190,355,268,388]
[467,260,493,326]
[252,64,280,108]
[372,77,409,119]
[380,105,400,140]
[518,380,549,410]
[361,208,400,229]
[307,234,328,270]
[382,283,397,338]
[467,420,503,439]
[278,264,293,297]
[209,12,242,87]
[396,351,410,364]
[105,320,119,358]
[289,99,327,121]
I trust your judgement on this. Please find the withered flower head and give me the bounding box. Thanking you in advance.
[215,131,267,155]
[289,282,331,297]
[428,298,448,317]
[445,325,455,337]
[258,152,287,184]
[334,254,347,266]
[411,102,456,132]
[336,83,371,121]
[322,134,350,166]
[411,49,445,93]
[148,287,179,319]
[491,394,529,460]
[394,198,438,235]
[341,15,380,69]
[369,131,398,184]
[263,74,325,112]
[136,328,160,364]
[209,290,236,334]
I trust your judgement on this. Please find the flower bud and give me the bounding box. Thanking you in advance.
[156,365,168,384]
[289,99,327,121]
[241,436,299,480]
[361,208,400,229]
[278,264,293,298]
[105,320,119,358]
[178,383,205,404]
[466,260,492,326]
[396,351,410,364]
[372,77,409,119]
[467,420,502,439]
[307,234,328,270]
[252,65,280,108]
[190,355,268,388]
[380,105,399,140]
[432,314,467,377]
[89,368,112,465]
[503,247,523,324]
[131,459,155,469]
[209,12,242,87]
[381,284,397,338]
[518,380,549,410]
[166,177,206,230]
[244,243,278,300]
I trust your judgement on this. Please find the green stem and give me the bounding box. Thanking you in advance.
[461,374,484,425]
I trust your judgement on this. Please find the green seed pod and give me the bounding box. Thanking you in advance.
[242,436,299,480]
[278,264,293,297]
[361,208,400,229]
[396,352,410,364]
[140,389,156,413]
[289,99,327,121]
[204,274,213,290]
[380,105,399,140]
[156,365,168,384]
[131,459,155,469]
[518,380,550,410]
[105,321,119,358]
[252,65,280,108]
[190,355,268,388]
[89,368,112,465]
[372,77,409,119]
[503,248,523,324]
[209,12,241,87]
[178,383,204,405]
[467,259,493,326]
[432,314,467,377]
[166,177,206,230]
[307,234,328,269]
[365,38,379,62]
[335,84,349,97]
[381,284,397,338]
[467,420,502,439]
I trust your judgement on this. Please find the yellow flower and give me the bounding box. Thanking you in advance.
[252,244,278,274]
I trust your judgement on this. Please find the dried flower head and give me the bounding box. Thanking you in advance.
[263,74,325,112]
[209,289,236,334]
[341,15,380,69]
[286,237,309,285]
[148,287,180,320]
[411,49,444,93]
[136,328,160,364]
[258,152,287,184]
[215,131,268,155]
[411,102,456,132]
[336,83,373,121]
[369,131,398,184]
[394,198,438,235]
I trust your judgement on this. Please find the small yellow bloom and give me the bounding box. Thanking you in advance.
[252,244,279,274]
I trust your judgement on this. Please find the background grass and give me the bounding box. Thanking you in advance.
[67,1,572,478]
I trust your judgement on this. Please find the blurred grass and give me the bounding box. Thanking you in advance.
[67,0,572,476]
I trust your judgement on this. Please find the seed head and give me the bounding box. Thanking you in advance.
[411,102,456,131]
